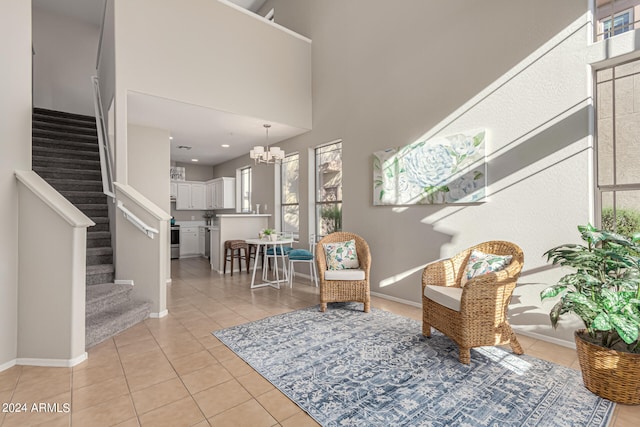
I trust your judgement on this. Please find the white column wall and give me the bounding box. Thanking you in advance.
[127,123,172,284]
[0,0,32,369]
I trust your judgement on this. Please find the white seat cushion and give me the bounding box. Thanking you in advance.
[325,269,366,281]
[423,285,463,312]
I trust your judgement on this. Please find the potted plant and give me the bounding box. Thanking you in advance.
[541,224,640,404]
[262,228,277,241]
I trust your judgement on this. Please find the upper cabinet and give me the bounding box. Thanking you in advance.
[174,178,234,210]
[170,182,178,201]
[175,181,206,210]
[206,177,235,210]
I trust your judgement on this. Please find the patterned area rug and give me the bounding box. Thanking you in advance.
[213,303,614,427]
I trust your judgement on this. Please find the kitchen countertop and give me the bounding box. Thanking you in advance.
[175,220,206,227]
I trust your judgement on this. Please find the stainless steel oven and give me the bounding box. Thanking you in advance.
[170,225,180,259]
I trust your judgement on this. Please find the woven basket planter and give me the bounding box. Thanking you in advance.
[575,330,640,404]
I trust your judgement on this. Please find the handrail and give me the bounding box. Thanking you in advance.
[15,170,95,228]
[91,75,115,199]
[117,200,159,239]
[595,18,640,40]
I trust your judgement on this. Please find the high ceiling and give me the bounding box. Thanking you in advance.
[128,92,308,166]
[32,0,287,166]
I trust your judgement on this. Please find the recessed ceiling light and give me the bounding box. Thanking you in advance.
[169,136,173,140]
[177,145,192,150]
[221,144,230,148]
[191,158,199,162]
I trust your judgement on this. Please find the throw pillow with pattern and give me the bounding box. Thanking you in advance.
[460,249,512,287]
[323,239,360,270]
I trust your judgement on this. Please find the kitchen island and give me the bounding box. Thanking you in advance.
[211,214,270,273]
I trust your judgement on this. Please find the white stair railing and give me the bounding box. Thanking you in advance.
[91,75,115,199]
[117,201,159,239]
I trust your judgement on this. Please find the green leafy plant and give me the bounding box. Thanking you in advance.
[262,228,275,236]
[320,205,342,233]
[541,224,640,353]
[601,208,640,237]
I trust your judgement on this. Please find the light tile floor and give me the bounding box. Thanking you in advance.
[1,257,638,426]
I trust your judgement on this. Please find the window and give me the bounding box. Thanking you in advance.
[315,141,342,237]
[595,58,640,236]
[601,8,633,39]
[240,166,252,213]
[281,153,299,238]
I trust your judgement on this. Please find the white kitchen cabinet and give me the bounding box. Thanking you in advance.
[191,183,206,209]
[198,226,206,255]
[205,182,215,209]
[180,226,199,257]
[176,183,191,210]
[176,182,206,210]
[207,177,235,209]
[170,181,178,200]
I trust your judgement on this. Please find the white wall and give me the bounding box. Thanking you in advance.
[17,175,90,365]
[0,0,32,370]
[127,124,171,213]
[32,6,100,116]
[109,0,311,184]
[242,0,592,346]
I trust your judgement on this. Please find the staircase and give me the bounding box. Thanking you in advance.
[32,108,150,348]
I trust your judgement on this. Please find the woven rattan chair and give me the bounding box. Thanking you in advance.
[316,232,371,312]
[421,241,524,364]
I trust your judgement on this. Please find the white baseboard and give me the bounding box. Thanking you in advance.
[150,310,168,318]
[370,291,421,308]
[510,327,576,349]
[370,292,575,349]
[15,352,88,368]
[0,358,17,373]
[114,279,134,286]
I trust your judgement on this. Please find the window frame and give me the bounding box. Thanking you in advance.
[314,140,343,238]
[280,153,300,239]
[238,166,252,213]
[600,7,634,39]
[594,57,640,234]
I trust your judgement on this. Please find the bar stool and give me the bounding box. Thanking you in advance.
[223,240,250,276]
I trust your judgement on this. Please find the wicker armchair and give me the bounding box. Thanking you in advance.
[422,241,524,364]
[316,232,371,312]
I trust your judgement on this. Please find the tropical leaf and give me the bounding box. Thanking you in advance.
[540,285,567,300]
[565,292,599,311]
[610,314,639,344]
[549,300,564,329]
[621,303,640,326]
[599,288,622,313]
[592,312,612,330]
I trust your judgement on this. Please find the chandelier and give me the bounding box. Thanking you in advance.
[249,124,284,164]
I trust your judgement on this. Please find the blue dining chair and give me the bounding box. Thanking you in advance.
[288,234,318,287]
[263,231,293,281]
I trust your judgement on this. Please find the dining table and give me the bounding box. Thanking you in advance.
[245,237,294,289]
